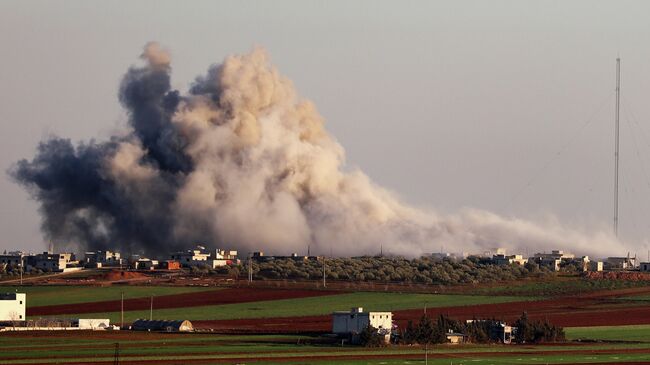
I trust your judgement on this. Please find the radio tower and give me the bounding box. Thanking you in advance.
[614,57,621,237]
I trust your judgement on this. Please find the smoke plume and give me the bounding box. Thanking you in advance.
[10,43,618,257]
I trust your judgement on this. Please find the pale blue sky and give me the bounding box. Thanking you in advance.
[1,0,650,253]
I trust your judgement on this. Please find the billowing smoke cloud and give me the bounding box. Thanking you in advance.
[10,43,619,257]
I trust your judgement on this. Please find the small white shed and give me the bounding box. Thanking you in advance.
[75,318,110,330]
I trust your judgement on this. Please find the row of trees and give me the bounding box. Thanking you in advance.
[360,313,565,347]
[513,312,566,343]
[0,264,45,278]
[229,256,554,285]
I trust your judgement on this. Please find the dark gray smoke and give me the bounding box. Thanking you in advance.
[10,43,619,257]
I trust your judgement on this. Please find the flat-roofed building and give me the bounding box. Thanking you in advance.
[493,254,527,266]
[171,246,238,268]
[606,254,638,270]
[332,307,392,335]
[0,293,26,322]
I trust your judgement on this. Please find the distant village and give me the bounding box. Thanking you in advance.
[0,244,645,344]
[0,244,647,274]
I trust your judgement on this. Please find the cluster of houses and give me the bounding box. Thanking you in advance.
[429,248,644,272]
[0,245,240,273]
[0,251,79,273]
[2,244,648,275]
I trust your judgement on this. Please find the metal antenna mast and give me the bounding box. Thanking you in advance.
[614,57,621,236]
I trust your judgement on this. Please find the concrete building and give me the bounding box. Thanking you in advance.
[493,254,528,266]
[589,261,604,272]
[135,258,158,270]
[27,252,69,272]
[0,251,26,270]
[332,307,392,335]
[606,254,638,270]
[466,320,513,344]
[171,246,237,268]
[529,250,575,271]
[489,322,513,344]
[0,293,26,322]
[640,262,650,272]
[84,250,123,267]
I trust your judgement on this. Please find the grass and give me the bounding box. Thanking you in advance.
[566,324,650,342]
[472,277,650,297]
[57,292,529,323]
[1,333,650,364]
[0,285,214,307]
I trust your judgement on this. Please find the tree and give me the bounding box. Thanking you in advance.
[514,312,531,343]
[415,315,435,344]
[402,320,417,344]
[358,324,386,347]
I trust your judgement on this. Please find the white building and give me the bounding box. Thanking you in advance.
[529,250,575,271]
[493,254,528,266]
[29,252,68,272]
[0,293,26,322]
[85,250,123,267]
[606,255,638,270]
[589,261,604,272]
[135,258,159,270]
[171,246,237,268]
[332,307,392,335]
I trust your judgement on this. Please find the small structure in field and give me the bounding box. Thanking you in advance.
[332,307,392,344]
[466,319,513,344]
[131,319,193,332]
[445,330,466,344]
[74,318,110,330]
[0,293,26,322]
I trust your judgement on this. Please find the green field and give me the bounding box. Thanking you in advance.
[1,332,650,364]
[566,324,650,342]
[0,286,213,307]
[57,292,529,323]
[472,277,650,297]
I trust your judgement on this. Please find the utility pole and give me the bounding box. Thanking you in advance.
[19,256,23,286]
[614,57,621,237]
[113,342,120,365]
[149,295,153,321]
[120,292,124,329]
[248,253,253,283]
[322,257,326,288]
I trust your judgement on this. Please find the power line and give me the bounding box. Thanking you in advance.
[502,91,615,211]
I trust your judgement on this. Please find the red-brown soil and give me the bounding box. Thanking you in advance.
[11,350,650,365]
[100,270,148,281]
[28,287,338,316]
[194,287,650,332]
[584,271,650,281]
